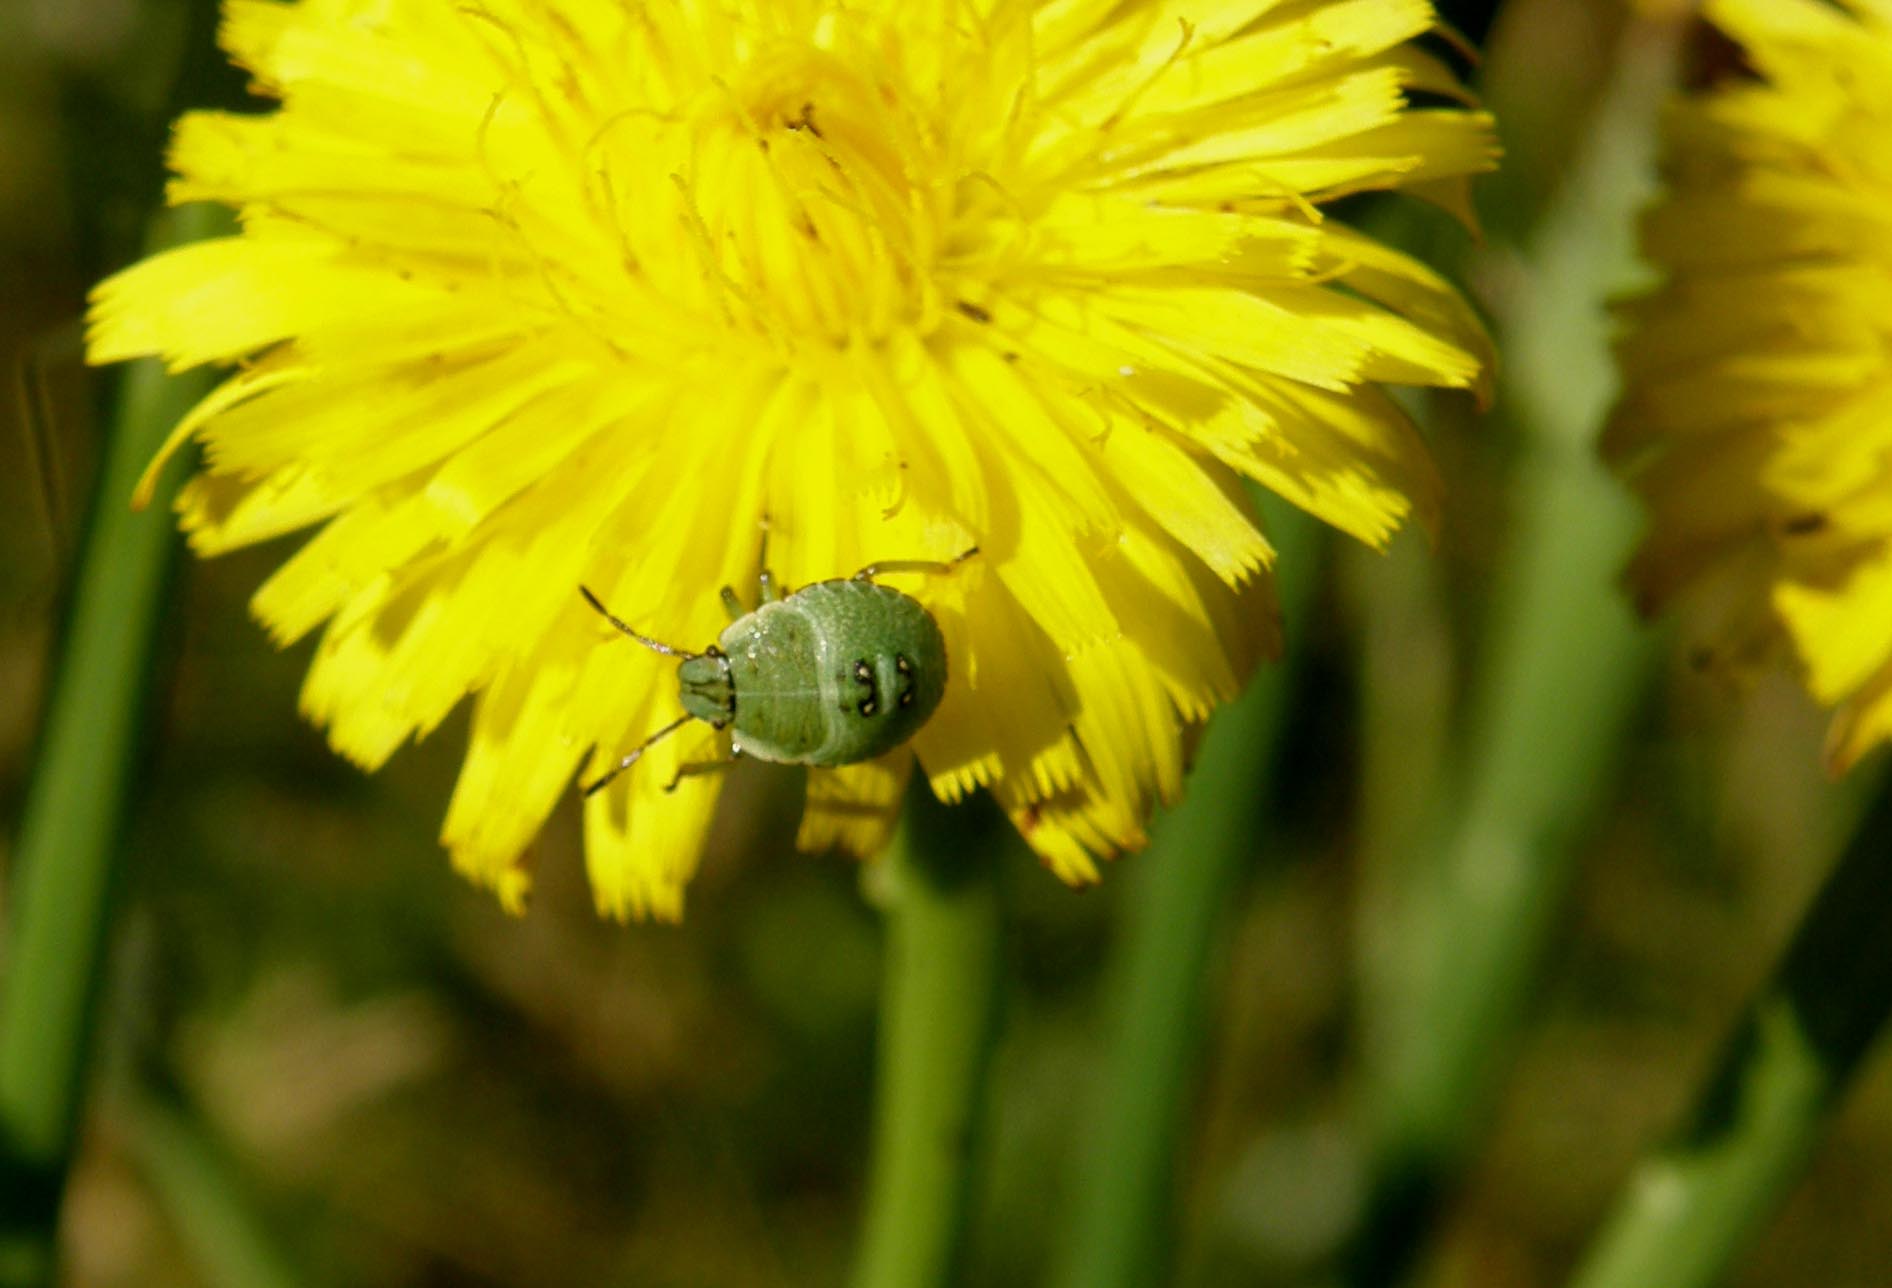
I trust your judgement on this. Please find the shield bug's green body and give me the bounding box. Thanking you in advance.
[579,550,974,795]
[679,578,948,765]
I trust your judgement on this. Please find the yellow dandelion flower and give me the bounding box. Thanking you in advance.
[90,0,1494,919]
[1607,0,1892,772]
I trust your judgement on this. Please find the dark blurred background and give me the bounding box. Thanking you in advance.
[6,0,1892,1284]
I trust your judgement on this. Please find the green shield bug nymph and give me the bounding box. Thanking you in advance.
[577,548,977,796]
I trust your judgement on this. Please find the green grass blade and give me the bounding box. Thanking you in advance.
[1052,498,1321,1288]
[1568,772,1892,1288]
[0,203,225,1288]
[128,1078,305,1288]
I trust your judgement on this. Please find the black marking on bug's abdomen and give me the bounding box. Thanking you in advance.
[852,657,880,717]
[894,654,915,708]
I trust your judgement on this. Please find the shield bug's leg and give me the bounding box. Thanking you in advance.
[851,546,980,582]
[662,749,743,794]
[579,586,698,658]
[755,513,784,604]
[720,585,746,622]
[581,714,694,797]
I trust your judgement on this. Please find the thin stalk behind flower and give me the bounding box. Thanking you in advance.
[0,203,226,1287]
[1349,21,1678,1282]
[1569,769,1892,1288]
[1054,497,1321,1288]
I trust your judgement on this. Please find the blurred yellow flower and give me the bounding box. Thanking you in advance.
[90,0,1493,918]
[1608,0,1892,772]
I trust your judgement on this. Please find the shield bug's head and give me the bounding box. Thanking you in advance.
[677,650,734,727]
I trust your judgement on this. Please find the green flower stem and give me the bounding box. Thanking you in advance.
[1350,26,1676,1281]
[1053,498,1320,1288]
[0,204,223,1288]
[851,787,1006,1288]
[127,1079,303,1288]
[1568,775,1892,1288]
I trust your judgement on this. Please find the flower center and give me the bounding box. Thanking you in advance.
[677,49,948,349]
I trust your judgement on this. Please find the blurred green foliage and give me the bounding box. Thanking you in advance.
[5,0,1892,1285]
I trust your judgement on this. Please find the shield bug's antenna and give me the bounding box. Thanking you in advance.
[578,585,699,658]
[581,714,694,797]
